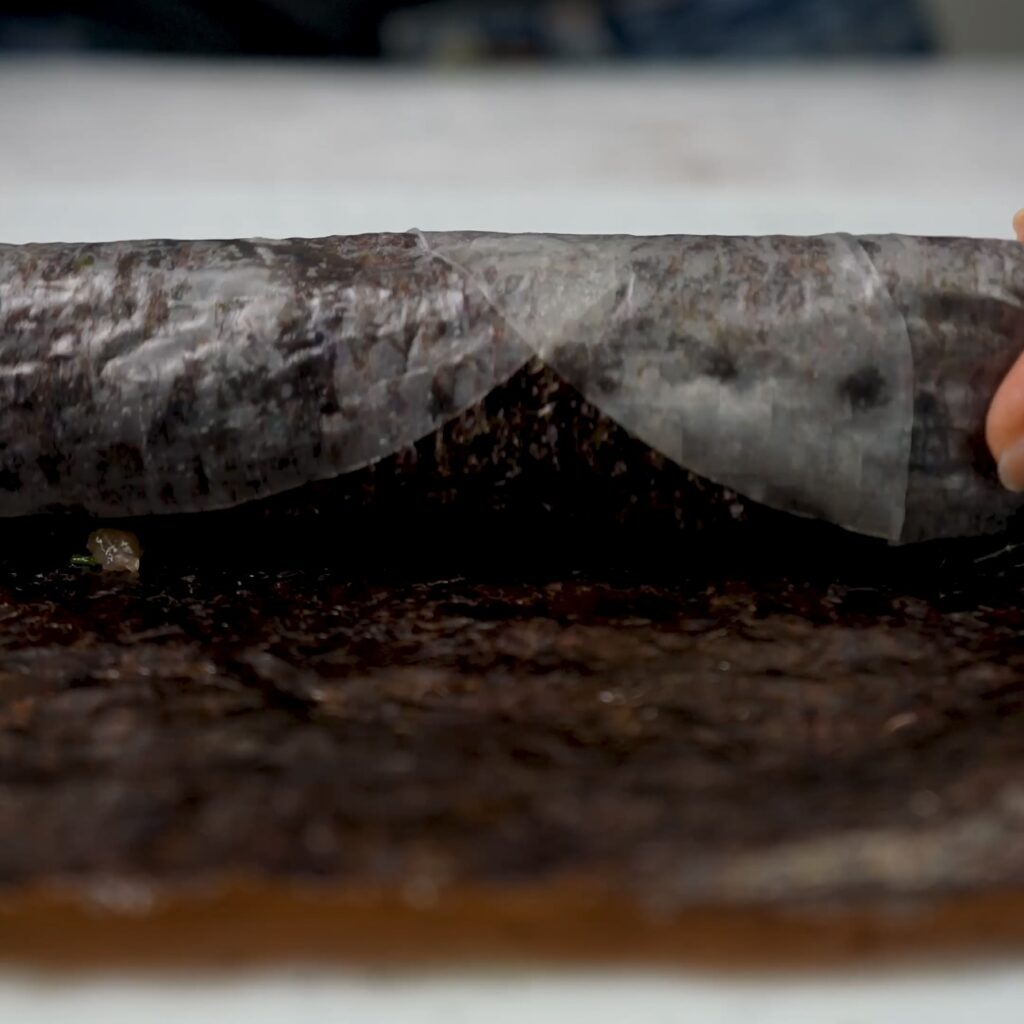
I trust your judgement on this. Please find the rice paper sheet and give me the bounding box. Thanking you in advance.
[1,231,1021,542]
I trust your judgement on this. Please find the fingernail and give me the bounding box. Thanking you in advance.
[998,437,1024,492]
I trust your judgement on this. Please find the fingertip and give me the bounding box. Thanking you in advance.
[999,438,1024,493]
[1014,209,1024,242]
[986,349,1024,463]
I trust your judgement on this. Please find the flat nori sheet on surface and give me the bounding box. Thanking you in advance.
[1,363,1024,968]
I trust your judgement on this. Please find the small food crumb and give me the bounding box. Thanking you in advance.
[87,528,142,574]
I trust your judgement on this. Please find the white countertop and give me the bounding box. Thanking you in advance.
[5,964,1024,1024]
[2,56,1023,1022]
[1,58,1022,242]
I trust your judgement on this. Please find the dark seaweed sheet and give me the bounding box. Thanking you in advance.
[2,363,1024,930]
[2,543,1024,906]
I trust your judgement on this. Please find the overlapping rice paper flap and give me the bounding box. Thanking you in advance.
[423,231,917,541]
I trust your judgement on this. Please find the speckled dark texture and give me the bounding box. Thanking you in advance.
[1,511,1024,911]
[2,232,1023,542]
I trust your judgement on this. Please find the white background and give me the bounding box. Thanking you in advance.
[2,60,1022,244]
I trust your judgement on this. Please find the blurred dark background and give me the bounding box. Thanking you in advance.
[0,0,945,60]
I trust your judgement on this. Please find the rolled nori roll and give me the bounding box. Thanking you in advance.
[1,232,1021,543]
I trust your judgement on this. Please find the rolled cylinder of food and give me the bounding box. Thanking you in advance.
[0,231,1021,544]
